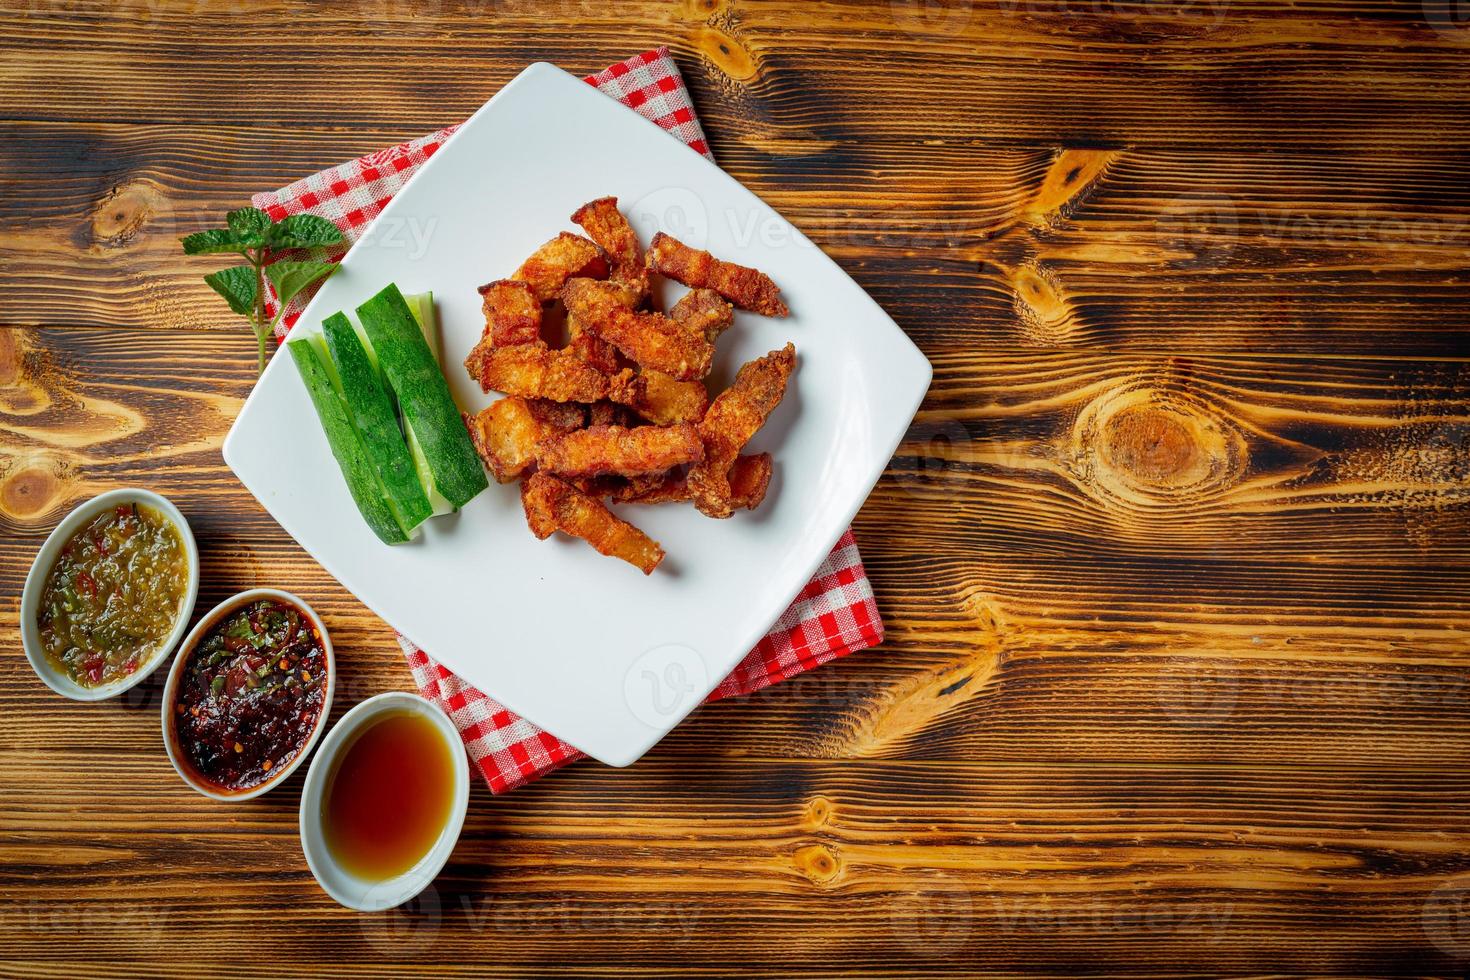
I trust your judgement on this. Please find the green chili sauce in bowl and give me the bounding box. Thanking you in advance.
[21,488,199,701]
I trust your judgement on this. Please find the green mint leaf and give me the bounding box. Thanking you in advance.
[226,207,272,245]
[181,228,251,255]
[268,214,345,250]
[203,265,259,318]
[265,260,338,307]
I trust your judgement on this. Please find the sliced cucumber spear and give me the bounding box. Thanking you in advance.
[286,339,409,545]
[321,312,433,534]
[400,292,454,517]
[356,284,488,509]
[405,290,438,363]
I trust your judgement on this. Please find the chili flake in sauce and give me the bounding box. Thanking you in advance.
[37,502,188,687]
[173,599,326,791]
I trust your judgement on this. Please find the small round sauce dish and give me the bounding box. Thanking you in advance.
[21,488,199,702]
[161,589,335,801]
[299,692,469,911]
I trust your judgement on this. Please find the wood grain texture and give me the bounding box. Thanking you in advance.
[3,1,1470,976]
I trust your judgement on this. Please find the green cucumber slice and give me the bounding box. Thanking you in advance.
[321,312,433,534]
[400,292,454,516]
[287,338,407,545]
[404,291,438,363]
[356,284,488,509]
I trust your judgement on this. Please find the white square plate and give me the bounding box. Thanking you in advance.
[224,63,931,767]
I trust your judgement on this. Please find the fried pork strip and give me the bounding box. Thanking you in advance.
[628,370,709,425]
[566,313,622,375]
[511,232,610,302]
[465,340,635,404]
[587,400,633,427]
[536,423,704,479]
[464,397,584,483]
[562,278,714,381]
[571,196,647,297]
[476,279,542,347]
[613,453,772,511]
[521,472,664,574]
[647,232,789,318]
[687,343,795,518]
[670,288,734,343]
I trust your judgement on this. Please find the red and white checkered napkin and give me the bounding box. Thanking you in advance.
[254,48,884,793]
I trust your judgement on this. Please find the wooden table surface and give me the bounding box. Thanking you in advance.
[3,1,1469,975]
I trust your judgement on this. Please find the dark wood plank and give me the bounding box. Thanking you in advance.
[3,2,1470,975]
[3,759,1470,975]
[2,123,1468,355]
[3,0,1470,149]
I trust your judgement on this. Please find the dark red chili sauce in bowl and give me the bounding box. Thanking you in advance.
[162,589,335,800]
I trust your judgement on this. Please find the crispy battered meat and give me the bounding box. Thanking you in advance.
[613,453,772,511]
[520,472,664,574]
[570,473,664,500]
[562,278,714,381]
[536,423,705,479]
[647,232,788,317]
[477,279,542,347]
[464,397,585,483]
[525,398,588,429]
[687,344,795,518]
[571,196,647,298]
[566,313,622,375]
[670,288,735,343]
[628,370,708,425]
[725,451,774,510]
[465,340,636,404]
[512,232,610,302]
[587,399,633,428]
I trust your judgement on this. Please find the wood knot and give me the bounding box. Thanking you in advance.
[0,454,69,525]
[1066,384,1246,509]
[828,598,1005,757]
[1023,147,1120,229]
[793,844,843,887]
[1102,405,1207,486]
[91,181,166,250]
[802,795,834,830]
[1011,262,1081,345]
[694,25,757,81]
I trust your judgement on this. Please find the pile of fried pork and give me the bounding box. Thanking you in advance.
[463,196,795,574]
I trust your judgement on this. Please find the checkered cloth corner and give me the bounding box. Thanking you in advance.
[253,48,885,793]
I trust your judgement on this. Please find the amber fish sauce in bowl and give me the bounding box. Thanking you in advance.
[299,692,469,910]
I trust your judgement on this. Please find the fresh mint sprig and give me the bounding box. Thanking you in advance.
[182,208,346,374]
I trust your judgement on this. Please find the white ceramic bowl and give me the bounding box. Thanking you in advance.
[298,692,470,911]
[160,589,336,801]
[20,488,200,701]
